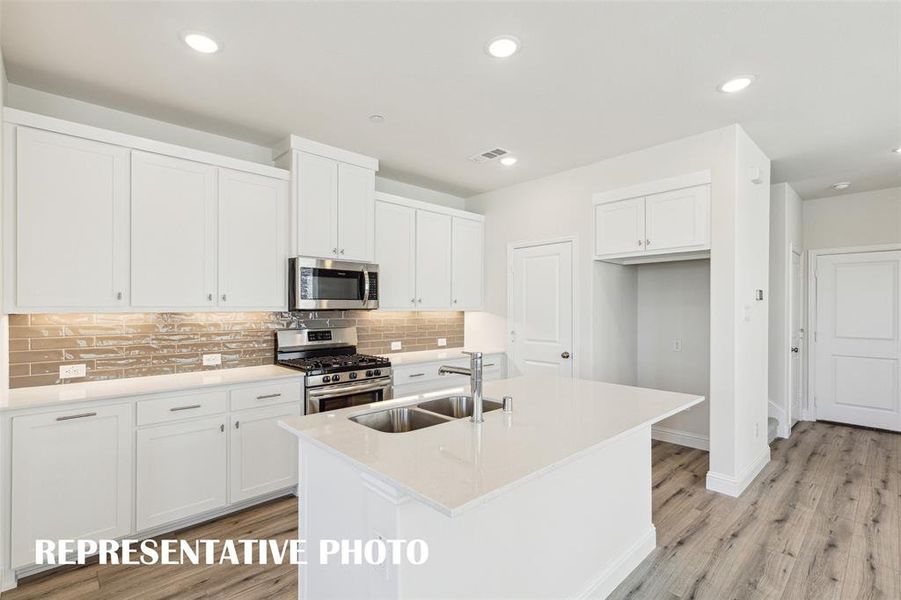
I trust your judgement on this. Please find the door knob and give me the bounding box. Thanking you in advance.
[791,347,799,353]
[561,351,571,359]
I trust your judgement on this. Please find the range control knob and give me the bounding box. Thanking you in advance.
[322,375,331,383]
[332,374,341,382]
[373,369,381,376]
[365,370,373,377]
[349,372,358,380]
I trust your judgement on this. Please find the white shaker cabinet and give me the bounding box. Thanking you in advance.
[336,162,375,262]
[451,217,484,310]
[9,126,130,310]
[644,185,710,253]
[10,404,133,568]
[296,151,339,259]
[288,148,377,262]
[594,196,645,257]
[592,178,711,264]
[218,168,288,309]
[136,416,228,530]
[415,210,453,309]
[229,403,301,503]
[131,151,218,308]
[375,200,417,309]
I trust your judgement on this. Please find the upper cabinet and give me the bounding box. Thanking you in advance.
[593,173,711,264]
[6,126,130,310]
[3,110,290,313]
[218,168,287,309]
[131,151,218,308]
[274,136,378,263]
[374,192,484,311]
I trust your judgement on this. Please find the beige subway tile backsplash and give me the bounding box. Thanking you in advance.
[8,311,464,388]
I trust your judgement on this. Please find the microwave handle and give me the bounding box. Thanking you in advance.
[362,269,370,304]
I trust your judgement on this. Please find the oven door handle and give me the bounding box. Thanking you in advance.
[362,269,370,305]
[308,379,390,398]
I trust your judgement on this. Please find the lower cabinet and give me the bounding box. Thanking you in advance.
[10,404,133,568]
[392,353,507,399]
[229,404,301,502]
[136,416,228,531]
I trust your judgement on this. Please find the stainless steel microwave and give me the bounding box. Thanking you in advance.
[289,257,379,310]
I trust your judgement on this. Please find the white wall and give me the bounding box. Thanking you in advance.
[0,22,7,393]
[637,260,710,443]
[375,177,465,210]
[768,183,803,434]
[466,124,771,495]
[5,84,274,164]
[803,186,901,250]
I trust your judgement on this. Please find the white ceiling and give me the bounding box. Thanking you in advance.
[2,1,899,199]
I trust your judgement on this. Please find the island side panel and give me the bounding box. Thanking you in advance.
[397,425,655,599]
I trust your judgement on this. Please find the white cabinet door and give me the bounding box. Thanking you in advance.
[136,416,227,531]
[296,151,338,259]
[594,197,645,257]
[451,217,484,310]
[337,162,375,262]
[644,184,710,252]
[375,200,417,310]
[11,404,133,568]
[131,151,217,308]
[13,127,129,309]
[229,404,300,503]
[218,169,288,309]
[415,210,453,310]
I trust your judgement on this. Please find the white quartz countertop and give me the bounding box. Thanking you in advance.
[279,375,703,517]
[379,347,506,365]
[0,365,302,412]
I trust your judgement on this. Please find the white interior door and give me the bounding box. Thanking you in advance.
[815,250,901,432]
[509,241,574,377]
[789,250,803,427]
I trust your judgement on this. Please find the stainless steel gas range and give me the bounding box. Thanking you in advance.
[275,327,392,414]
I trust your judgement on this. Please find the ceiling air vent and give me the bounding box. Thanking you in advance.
[468,147,509,163]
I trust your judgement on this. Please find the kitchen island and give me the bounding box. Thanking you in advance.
[279,375,703,599]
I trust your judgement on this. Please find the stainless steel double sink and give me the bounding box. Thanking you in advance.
[349,396,502,433]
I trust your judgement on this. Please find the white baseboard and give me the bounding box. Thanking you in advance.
[706,446,771,497]
[652,425,709,451]
[576,526,656,599]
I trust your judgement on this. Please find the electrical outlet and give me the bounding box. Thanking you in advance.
[437,338,447,347]
[202,353,222,366]
[390,341,402,351]
[59,364,87,379]
[673,338,682,352]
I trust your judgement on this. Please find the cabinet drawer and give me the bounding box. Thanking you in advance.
[230,380,302,412]
[393,357,468,386]
[136,390,227,426]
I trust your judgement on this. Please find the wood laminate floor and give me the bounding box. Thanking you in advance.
[3,421,899,599]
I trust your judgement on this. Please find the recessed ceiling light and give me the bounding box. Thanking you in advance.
[831,181,851,191]
[499,156,518,166]
[486,36,520,58]
[893,147,901,154]
[368,114,385,123]
[717,75,755,93]
[182,31,219,54]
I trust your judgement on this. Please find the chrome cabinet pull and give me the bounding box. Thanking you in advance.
[56,412,97,421]
[221,294,227,302]
[637,240,643,247]
[408,373,426,378]
[116,292,123,300]
[170,404,201,412]
[220,424,225,433]
[256,393,282,400]
[332,248,338,255]
[235,421,240,429]
[340,249,345,255]
[208,293,213,301]
[646,239,651,246]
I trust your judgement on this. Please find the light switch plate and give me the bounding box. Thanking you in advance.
[390,341,402,351]
[59,364,86,379]
[437,338,447,347]
[202,353,222,366]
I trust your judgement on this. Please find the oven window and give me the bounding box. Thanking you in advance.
[308,269,363,300]
[317,388,384,412]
